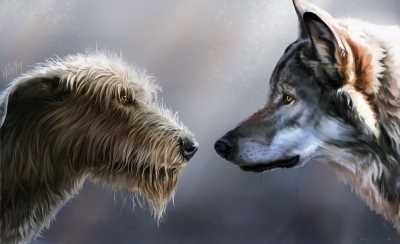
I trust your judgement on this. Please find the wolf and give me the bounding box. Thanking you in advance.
[215,0,400,231]
[0,52,198,244]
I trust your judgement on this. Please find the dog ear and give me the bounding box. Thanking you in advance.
[0,90,10,128]
[0,77,63,128]
[293,0,349,63]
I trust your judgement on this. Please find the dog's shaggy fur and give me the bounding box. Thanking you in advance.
[0,53,197,244]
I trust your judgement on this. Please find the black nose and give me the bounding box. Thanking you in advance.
[180,137,199,160]
[214,138,233,159]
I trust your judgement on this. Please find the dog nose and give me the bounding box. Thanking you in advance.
[214,138,233,159]
[180,137,199,160]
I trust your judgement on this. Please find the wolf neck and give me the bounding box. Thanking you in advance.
[329,147,400,230]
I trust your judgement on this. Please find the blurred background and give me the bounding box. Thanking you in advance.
[1,0,400,243]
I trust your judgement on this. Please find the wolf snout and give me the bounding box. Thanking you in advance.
[180,137,199,160]
[214,137,234,160]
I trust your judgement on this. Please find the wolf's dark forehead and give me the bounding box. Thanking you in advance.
[270,40,315,89]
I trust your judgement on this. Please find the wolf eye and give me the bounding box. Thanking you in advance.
[282,94,296,105]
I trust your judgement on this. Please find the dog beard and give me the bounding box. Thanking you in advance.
[91,164,183,220]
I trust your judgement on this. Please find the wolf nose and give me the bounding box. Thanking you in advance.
[180,137,199,160]
[214,138,233,159]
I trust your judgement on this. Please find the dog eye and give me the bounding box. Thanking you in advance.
[119,94,134,105]
[282,94,296,105]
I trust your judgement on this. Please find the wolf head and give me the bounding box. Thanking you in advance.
[0,53,198,218]
[215,0,385,173]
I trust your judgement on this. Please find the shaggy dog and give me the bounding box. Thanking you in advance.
[215,0,400,231]
[0,53,198,244]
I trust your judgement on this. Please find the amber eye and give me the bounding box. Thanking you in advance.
[282,94,296,105]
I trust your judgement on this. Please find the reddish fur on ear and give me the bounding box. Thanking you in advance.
[346,37,376,96]
[330,23,376,97]
[335,28,378,113]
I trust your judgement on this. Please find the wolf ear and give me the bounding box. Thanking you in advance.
[0,77,63,128]
[303,12,348,64]
[293,0,309,38]
[293,0,349,64]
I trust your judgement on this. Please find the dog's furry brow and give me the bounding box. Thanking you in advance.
[11,52,160,106]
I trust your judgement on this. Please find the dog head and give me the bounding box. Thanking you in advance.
[0,53,198,218]
[215,0,382,173]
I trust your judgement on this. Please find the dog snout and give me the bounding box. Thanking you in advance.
[180,137,199,160]
[214,137,234,160]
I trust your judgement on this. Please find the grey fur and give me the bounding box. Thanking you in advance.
[0,52,197,244]
[215,0,400,232]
